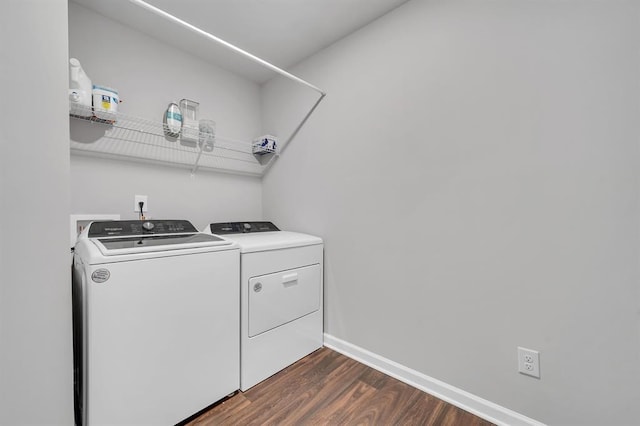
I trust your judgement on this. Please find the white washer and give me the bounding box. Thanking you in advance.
[205,221,323,391]
[72,220,240,425]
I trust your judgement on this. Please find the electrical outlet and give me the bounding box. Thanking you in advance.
[518,347,540,378]
[134,195,148,213]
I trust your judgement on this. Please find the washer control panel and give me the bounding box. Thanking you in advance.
[88,220,197,237]
[209,221,280,234]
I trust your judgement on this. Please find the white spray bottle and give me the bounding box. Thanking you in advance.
[69,58,93,117]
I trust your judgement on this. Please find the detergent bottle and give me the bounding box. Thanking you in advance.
[69,58,93,117]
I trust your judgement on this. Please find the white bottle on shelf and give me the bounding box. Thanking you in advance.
[69,58,92,117]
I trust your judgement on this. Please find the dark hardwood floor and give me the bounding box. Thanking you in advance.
[187,347,495,426]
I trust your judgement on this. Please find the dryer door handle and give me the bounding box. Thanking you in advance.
[282,273,298,285]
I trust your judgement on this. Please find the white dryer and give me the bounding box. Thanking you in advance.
[205,221,323,391]
[72,220,239,425]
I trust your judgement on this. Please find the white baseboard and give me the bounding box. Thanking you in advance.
[323,333,545,426]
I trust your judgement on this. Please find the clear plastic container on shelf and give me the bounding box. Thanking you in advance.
[199,119,216,152]
[179,99,199,144]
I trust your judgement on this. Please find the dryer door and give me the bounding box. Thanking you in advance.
[248,264,321,337]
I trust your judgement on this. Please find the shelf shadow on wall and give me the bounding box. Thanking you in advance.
[70,118,109,144]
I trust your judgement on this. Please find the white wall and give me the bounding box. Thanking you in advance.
[262,0,640,424]
[68,3,263,228]
[0,1,74,424]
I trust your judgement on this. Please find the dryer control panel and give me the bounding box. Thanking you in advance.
[209,221,280,234]
[88,220,198,237]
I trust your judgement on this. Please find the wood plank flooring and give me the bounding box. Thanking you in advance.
[186,347,495,426]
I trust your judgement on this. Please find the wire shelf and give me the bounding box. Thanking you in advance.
[69,104,276,176]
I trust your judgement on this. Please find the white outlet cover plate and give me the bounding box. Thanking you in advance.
[70,214,120,249]
[518,346,540,379]
[134,195,148,213]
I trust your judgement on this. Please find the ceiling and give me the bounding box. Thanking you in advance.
[71,0,410,83]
